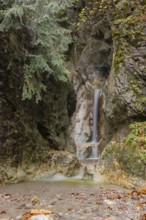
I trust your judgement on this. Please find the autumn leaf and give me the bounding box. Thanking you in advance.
[127,188,146,196]
[31,195,39,205]
[4,193,12,199]
[22,209,52,220]
[107,194,121,200]
[0,210,7,214]
[96,200,102,205]
[67,207,74,212]
[141,214,146,220]
[137,202,144,209]
[138,189,146,195]
[30,209,52,215]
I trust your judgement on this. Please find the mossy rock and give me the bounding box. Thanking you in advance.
[102,121,146,179]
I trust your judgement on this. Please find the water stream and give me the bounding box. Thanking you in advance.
[89,89,101,159]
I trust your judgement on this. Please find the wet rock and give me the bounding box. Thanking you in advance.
[0,62,76,183]
[26,151,81,180]
[15,168,26,182]
[0,150,81,183]
[82,166,94,181]
[71,29,113,153]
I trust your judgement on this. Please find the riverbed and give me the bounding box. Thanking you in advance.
[0,180,145,220]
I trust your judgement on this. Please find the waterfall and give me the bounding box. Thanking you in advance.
[90,89,101,159]
[75,89,101,160]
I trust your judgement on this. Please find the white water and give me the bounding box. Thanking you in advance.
[89,89,101,159]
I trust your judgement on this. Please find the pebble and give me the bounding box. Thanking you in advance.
[29,215,53,220]
[0,182,145,220]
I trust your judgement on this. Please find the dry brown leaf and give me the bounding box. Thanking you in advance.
[0,210,7,214]
[127,188,146,196]
[90,193,95,196]
[31,195,39,204]
[96,200,102,205]
[137,202,144,209]
[118,205,126,210]
[107,194,121,200]
[22,209,52,220]
[4,193,12,199]
[23,212,32,218]
[141,213,146,220]
[67,207,74,212]
[138,189,146,195]
[30,209,52,215]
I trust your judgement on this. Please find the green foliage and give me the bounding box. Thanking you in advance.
[125,133,137,147]
[139,152,146,161]
[0,0,74,102]
[0,5,23,30]
[74,0,145,30]
[72,0,114,30]
[125,122,146,166]
[104,121,146,178]
[126,122,146,149]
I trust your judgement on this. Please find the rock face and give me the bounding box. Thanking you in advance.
[0,150,80,183]
[70,1,146,187]
[0,1,78,183]
[0,55,77,182]
[104,43,146,130]
[70,25,113,150]
[97,2,146,187]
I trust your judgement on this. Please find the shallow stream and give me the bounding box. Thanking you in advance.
[0,179,145,220]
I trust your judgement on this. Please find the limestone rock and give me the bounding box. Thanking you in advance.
[70,27,112,151]
[0,68,76,183]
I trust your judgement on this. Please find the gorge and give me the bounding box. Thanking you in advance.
[0,0,146,219]
[0,0,146,189]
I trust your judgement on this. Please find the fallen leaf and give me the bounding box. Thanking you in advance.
[96,200,102,205]
[107,194,121,200]
[31,196,39,205]
[90,193,95,196]
[23,212,31,217]
[141,213,146,220]
[30,209,52,215]
[137,202,144,209]
[127,188,146,196]
[71,192,79,196]
[4,193,12,199]
[67,207,74,212]
[138,189,146,195]
[118,205,126,210]
[22,209,52,220]
[0,210,7,214]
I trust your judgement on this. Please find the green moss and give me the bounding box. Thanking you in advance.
[104,144,118,157]
[130,81,142,96]
[112,3,146,73]
[104,121,146,178]
[139,152,146,163]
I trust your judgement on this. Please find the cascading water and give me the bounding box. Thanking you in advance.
[89,89,101,159]
[75,88,101,160]
[74,89,102,180]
